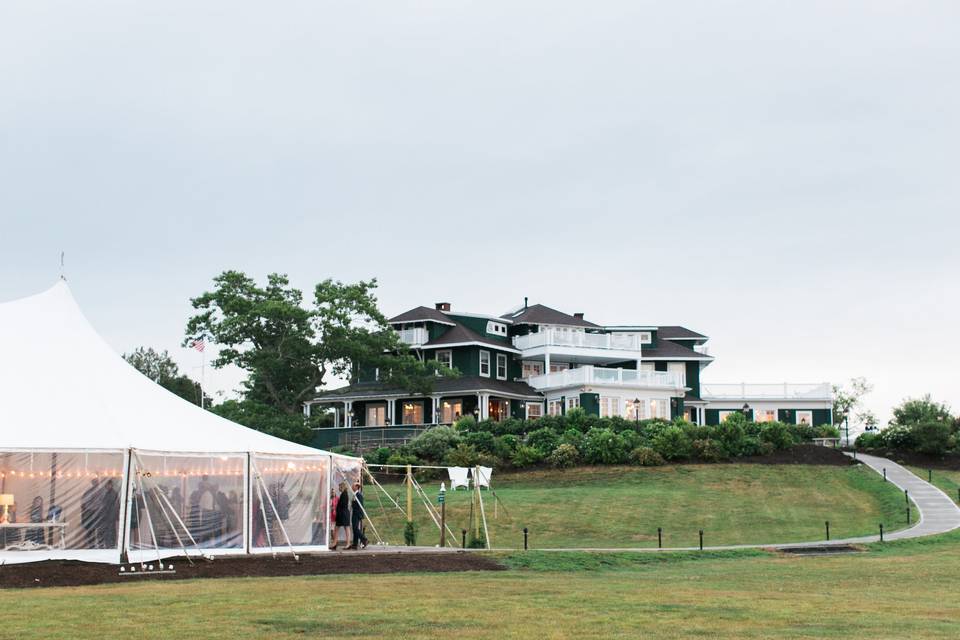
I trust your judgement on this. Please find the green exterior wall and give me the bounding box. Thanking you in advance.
[706,408,831,426]
[685,362,701,398]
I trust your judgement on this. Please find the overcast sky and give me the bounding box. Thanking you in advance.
[2,1,958,425]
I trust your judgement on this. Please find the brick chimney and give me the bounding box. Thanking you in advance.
[573,312,585,320]
[435,302,451,312]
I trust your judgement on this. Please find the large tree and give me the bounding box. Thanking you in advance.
[890,395,954,426]
[184,271,454,418]
[832,377,872,426]
[123,347,212,407]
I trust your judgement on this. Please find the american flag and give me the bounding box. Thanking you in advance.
[190,339,205,353]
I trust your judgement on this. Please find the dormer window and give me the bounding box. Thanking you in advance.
[487,321,508,336]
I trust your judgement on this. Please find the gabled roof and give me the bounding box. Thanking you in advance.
[642,339,713,360]
[657,326,708,341]
[422,323,518,352]
[502,304,599,328]
[388,306,456,326]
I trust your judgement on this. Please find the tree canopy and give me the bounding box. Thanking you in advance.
[890,395,954,427]
[832,377,872,425]
[183,271,456,443]
[123,347,211,407]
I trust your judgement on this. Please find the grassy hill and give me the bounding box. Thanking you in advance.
[364,463,907,549]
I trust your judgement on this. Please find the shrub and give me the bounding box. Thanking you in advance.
[512,445,545,468]
[526,427,561,457]
[817,424,841,439]
[454,415,478,432]
[548,443,581,468]
[404,521,417,546]
[408,426,461,462]
[620,429,642,451]
[692,439,727,462]
[793,423,818,442]
[629,446,665,467]
[855,432,880,450]
[716,422,746,456]
[759,422,795,450]
[497,418,526,436]
[739,435,765,457]
[565,407,589,431]
[494,434,521,460]
[463,430,497,455]
[363,447,393,465]
[877,425,916,450]
[386,452,419,466]
[560,428,585,451]
[583,428,629,464]
[443,443,480,467]
[723,411,748,427]
[912,421,952,455]
[652,426,692,461]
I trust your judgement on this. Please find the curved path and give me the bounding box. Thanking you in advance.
[473,452,960,553]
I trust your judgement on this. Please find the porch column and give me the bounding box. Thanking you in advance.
[432,396,441,424]
[544,351,551,374]
[333,405,340,428]
[387,399,395,426]
[344,401,352,428]
[303,401,312,419]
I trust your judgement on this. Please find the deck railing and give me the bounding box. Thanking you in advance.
[527,365,684,390]
[513,329,641,352]
[700,383,832,400]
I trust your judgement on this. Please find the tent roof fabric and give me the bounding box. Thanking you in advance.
[0,281,336,456]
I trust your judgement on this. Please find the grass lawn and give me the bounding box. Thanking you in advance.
[5,531,960,639]
[907,466,960,502]
[367,464,907,548]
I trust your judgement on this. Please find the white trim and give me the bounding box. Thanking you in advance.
[495,353,508,380]
[435,349,453,369]
[641,356,714,361]
[421,341,521,354]
[479,350,491,377]
[388,318,456,327]
[441,310,514,324]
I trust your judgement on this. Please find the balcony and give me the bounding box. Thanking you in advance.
[527,365,684,391]
[513,329,641,352]
[700,383,832,401]
[397,327,429,346]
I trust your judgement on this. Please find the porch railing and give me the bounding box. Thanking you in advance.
[526,365,684,390]
[396,327,430,346]
[700,383,832,400]
[512,329,641,352]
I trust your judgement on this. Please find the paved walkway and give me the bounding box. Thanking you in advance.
[482,452,960,553]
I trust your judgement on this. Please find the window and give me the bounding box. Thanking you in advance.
[548,399,563,416]
[648,399,668,419]
[496,354,508,380]
[438,398,462,423]
[402,401,424,425]
[626,399,643,421]
[599,396,621,418]
[366,403,386,427]
[796,410,813,426]
[522,361,544,378]
[640,362,656,372]
[486,321,508,336]
[549,362,569,373]
[638,332,652,344]
[435,350,452,369]
[755,409,777,423]
[566,396,580,411]
[668,362,686,386]
[489,398,509,421]
[526,402,543,420]
[479,350,491,377]
[718,410,735,423]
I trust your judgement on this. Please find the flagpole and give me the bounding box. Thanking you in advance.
[200,344,206,410]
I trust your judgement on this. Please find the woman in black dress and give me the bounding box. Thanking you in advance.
[333,482,351,550]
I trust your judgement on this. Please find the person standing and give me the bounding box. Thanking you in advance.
[100,480,120,550]
[349,482,368,550]
[80,478,101,549]
[333,482,351,550]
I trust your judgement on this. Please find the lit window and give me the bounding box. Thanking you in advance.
[548,399,563,416]
[402,401,424,425]
[796,410,813,426]
[479,351,491,377]
[566,396,580,411]
[439,399,463,423]
[496,354,508,380]
[667,362,686,387]
[599,396,621,418]
[755,409,777,423]
[366,404,386,427]
[526,403,543,420]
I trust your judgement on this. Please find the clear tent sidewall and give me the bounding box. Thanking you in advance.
[0,448,345,565]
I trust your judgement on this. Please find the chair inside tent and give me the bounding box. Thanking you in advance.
[0,280,362,565]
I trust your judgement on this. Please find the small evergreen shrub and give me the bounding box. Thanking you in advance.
[463,430,497,454]
[583,428,629,464]
[692,439,727,462]
[912,421,953,455]
[548,443,581,468]
[408,426,461,462]
[855,432,880,450]
[560,428,585,450]
[443,443,480,467]
[403,521,417,546]
[512,445,545,468]
[629,446,665,467]
[652,426,692,461]
[759,422,795,450]
[526,427,561,457]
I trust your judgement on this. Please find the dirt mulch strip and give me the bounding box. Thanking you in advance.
[732,444,855,466]
[865,449,960,471]
[0,551,505,590]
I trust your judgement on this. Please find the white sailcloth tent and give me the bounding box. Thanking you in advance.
[0,280,362,565]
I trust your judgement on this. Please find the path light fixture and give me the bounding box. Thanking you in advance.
[741,403,751,419]
[633,398,642,425]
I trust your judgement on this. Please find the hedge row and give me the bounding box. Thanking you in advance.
[359,409,839,469]
[856,421,959,456]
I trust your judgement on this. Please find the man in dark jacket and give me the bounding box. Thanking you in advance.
[349,482,368,550]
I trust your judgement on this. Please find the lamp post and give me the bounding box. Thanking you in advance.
[741,403,751,420]
[633,398,642,426]
[843,410,851,448]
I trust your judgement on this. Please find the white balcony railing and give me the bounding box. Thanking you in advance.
[397,327,429,346]
[527,365,684,391]
[700,383,832,400]
[512,329,641,352]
